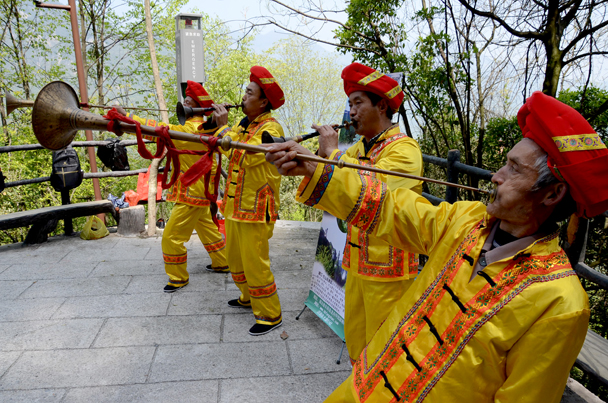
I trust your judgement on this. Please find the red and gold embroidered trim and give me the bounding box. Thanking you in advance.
[163,253,187,265]
[249,282,278,299]
[231,271,247,285]
[353,223,572,402]
[204,238,226,253]
[553,134,606,152]
[346,173,387,233]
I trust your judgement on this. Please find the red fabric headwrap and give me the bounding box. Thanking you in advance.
[518,91,608,218]
[249,66,285,109]
[185,81,214,116]
[341,62,404,112]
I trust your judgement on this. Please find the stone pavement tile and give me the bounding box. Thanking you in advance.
[223,310,336,343]
[271,255,317,271]
[0,319,103,351]
[115,236,162,248]
[0,247,72,266]
[63,380,218,403]
[0,262,98,281]
[89,260,163,277]
[0,264,10,274]
[0,281,34,300]
[124,273,226,294]
[93,315,222,347]
[19,276,131,299]
[274,269,313,290]
[0,389,66,403]
[276,288,310,312]
[148,341,291,383]
[0,351,21,377]
[219,371,351,403]
[270,245,317,258]
[0,347,155,389]
[61,246,151,263]
[167,290,241,316]
[52,294,170,319]
[288,338,351,375]
[0,298,65,322]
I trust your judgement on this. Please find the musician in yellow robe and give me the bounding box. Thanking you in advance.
[266,92,608,402]
[211,66,285,336]
[120,81,228,293]
[317,63,423,363]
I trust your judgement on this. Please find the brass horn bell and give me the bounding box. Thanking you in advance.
[32,81,110,150]
[5,91,34,116]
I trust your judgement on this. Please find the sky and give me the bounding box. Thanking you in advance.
[184,0,351,63]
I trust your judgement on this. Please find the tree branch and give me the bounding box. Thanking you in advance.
[456,0,543,39]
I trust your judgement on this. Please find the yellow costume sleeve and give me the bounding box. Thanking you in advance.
[297,163,484,256]
[495,309,590,403]
[331,137,423,192]
[215,120,284,169]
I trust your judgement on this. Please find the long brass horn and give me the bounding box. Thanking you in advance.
[5,91,34,116]
[33,81,494,196]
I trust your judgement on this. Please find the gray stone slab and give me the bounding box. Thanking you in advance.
[0,264,10,274]
[89,260,164,277]
[223,309,336,343]
[61,246,151,263]
[288,338,351,375]
[0,298,65,322]
[167,290,233,316]
[115,236,162,248]
[0,351,21,377]
[271,255,317,272]
[93,315,222,347]
[276,288,310,312]
[0,262,98,280]
[274,270,313,290]
[0,347,155,389]
[0,247,72,266]
[19,276,131,299]
[52,294,170,319]
[220,372,350,403]
[64,380,218,403]
[270,245,317,258]
[0,319,103,351]
[149,342,291,382]
[0,281,34,300]
[124,273,226,294]
[0,389,66,403]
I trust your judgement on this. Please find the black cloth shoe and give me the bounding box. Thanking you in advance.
[163,283,187,293]
[248,320,283,336]
[227,298,251,308]
[205,264,229,273]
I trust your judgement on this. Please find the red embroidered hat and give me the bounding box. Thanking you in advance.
[185,81,213,115]
[341,63,404,112]
[518,91,608,218]
[249,66,285,109]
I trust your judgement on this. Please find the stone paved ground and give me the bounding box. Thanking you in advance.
[0,220,351,402]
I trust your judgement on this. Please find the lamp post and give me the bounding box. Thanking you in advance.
[34,0,103,204]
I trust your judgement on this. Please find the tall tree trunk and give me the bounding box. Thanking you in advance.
[144,0,169,236]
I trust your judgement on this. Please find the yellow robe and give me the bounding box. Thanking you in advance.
[302,125,422,362]
[297,164,589,403]
[215,112,284,324]
[126,114,228,285]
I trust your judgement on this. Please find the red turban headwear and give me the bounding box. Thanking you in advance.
[185,81,213,115]
[518,91,608,218]
[341,63,404,113]
[249,66,285,110]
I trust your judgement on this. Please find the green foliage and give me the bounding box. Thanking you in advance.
[558,86,608,139]
[482,116,521,172]
[316,244,335,278]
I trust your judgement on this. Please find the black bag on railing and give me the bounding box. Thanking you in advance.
[97,138,130,171]
[0,167,5,193]
[50,146,84,192]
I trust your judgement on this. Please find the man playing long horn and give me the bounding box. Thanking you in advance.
[266,92,608,402]
[116,81,229,293]
[211,66,285,336]
[317,63,423,364]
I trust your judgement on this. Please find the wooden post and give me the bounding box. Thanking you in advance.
[144,0,170,237]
